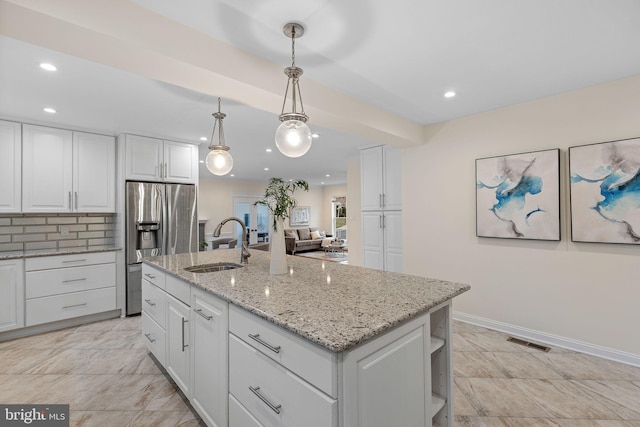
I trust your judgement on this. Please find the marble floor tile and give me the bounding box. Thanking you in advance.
[453,332,483,352]
[453,320,492,333]
[455,377,551,417]
[0,348,60,374]
[454,383,479,416]
[128,410,204,427]
[458,331,531,353]
[454,416,510,426]
[482,351,564,380]
[0,374,65,404]
[512,379,620,420]
[572,380,640,420]
[531,352,640,381]
[545,420,636,426]
[70,410,138,427]
[454,351,507,378]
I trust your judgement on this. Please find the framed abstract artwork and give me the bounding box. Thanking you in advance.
[569,137,640,244]
[290,206,310,226]
[476,149,560,240]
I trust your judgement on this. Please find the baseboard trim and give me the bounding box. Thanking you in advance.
[453,311,640,368]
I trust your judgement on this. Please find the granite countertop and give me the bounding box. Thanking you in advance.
[144,250,470,353]
[0,246,122,260]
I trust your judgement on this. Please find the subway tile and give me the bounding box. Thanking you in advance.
[12,233,46,242]
[0,226,23,234]
[78,231,105,239]
[78,216,105,224]
[47,217,78,225]
[88,238,115,246]
[58,239,88,248]
[0,218,11,226]
[12,217,46,225]
[0,235,10,243]
[105,216,115,223]
[25,241,58,250]
[88,223,114,231]
[65,224,88,232]
[0,243,23,252]
[47,232,79,240]
[24,225,58,233]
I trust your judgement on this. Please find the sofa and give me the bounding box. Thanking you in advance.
[284,227,331,255]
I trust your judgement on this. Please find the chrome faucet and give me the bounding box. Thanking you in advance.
[213,217,251,265]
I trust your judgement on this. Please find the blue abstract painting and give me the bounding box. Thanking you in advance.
[476,149,560,240]
[569,137,640,244]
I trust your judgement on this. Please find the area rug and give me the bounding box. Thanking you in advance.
[294,250,349,264]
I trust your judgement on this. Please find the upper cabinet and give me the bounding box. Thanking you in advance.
[0,120,22,213]
[125,134,198,184]
[361,145,402,211]
[22,124,115,213]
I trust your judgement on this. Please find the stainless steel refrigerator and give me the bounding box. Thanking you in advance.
[125,181,197,315]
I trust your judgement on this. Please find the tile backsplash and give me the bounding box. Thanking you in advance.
[0,214,115,252]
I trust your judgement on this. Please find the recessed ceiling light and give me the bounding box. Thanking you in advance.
[325,174,330,177]
[266,148,272,153]
[199,160,204,163]
[311,133,320,138]
[230,174,235,177]
[43,107,56,113]
[264,167,269,171]
[39,63,57,71]
[200,137,207,141]
[444,91,456,98]
[321,182,325,185]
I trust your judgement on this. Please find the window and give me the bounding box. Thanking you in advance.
[332,196,347,240]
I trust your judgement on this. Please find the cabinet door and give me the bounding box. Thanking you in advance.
[125,134,163,181]
[383,211,403,273]
[167,294,191,397]
[362,212,384,270]
[22,125,73,212]
[0,120,21,213]
[191,288,228,427]
[0,259,24,332]
[361,146,384,211]
[73,132,115,212]
[164,140,198,184]
[382,146,403,210]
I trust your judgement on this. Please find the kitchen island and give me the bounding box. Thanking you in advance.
[142,249,469,427]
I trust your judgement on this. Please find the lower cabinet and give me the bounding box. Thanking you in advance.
[0,258,24,333]
[166,293,191,397]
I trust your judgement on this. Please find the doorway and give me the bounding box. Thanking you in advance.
[233,195,270,245]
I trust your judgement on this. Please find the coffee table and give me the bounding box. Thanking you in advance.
[324,243,347,257]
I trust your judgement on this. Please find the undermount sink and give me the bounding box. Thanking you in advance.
[184,262,244,273]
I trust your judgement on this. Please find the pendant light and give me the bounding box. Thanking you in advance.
[275,22,312,158]
[205,98,233,176]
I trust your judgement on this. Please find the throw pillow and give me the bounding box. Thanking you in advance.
[297,227,311,240]
[310,230,321,240]
[319,230,326,238]
[285,229,298,240]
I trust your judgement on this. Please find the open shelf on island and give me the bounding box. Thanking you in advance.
[431,393,446,416]
[430,336,445,353]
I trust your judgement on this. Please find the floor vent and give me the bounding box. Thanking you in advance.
[507,337,551,352]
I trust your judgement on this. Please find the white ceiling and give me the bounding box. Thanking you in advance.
[2,0,640,185]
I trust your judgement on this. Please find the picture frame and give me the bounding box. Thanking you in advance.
[569,137,640,244]
[290,206,310,226]
[476,148,560,240]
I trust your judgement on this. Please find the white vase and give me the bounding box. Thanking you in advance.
[269,219,288,275]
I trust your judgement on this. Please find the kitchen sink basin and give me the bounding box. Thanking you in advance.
[184,262,244,273]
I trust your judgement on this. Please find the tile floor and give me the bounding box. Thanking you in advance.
[1,316,639,426]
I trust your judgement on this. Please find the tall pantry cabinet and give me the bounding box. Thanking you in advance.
[361,145,403,272]
[0,120,21,213]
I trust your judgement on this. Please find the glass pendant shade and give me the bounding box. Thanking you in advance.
[205,147,233,176]
[275,119,312,158]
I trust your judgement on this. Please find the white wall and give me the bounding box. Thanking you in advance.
[403,74,640,358]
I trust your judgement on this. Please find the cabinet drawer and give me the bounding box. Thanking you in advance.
[166,273,190,306]
[142,263,166,290]
[26,263,115,298]
[25,251,116,271]
[229,334,337,427]
[229,305,337,397]
[26,287,116,326]
[142,311,166,367]
[229,394,265,427]
[141,279,167,328]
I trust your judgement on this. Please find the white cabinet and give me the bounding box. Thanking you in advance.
[191,287,228,427]
[167,293,191,397]
[0,259,24,332]
[22,125,115,213]
[24,252,116,326]
[141,264,167,366]
[0,120,22,213]
[361,145,402,211]
[125,134,198,184]
[362,211,403,273]
[430,304,453,426]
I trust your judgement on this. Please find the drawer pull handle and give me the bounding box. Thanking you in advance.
[249,386,281,414]
[62,278,87,283]
[144,333,156,343]
[195,308,212,321]
[62,259,87,264]
[182,317,189,351]
[248,334,281,354]
[144,273,156,279]
[62,302,87,310]
[144,299,156,307]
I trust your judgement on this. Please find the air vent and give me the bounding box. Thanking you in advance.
[507,337,551,352]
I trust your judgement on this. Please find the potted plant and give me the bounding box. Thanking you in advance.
[255,177,309,274]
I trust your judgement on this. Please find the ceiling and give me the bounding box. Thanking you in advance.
[2,0,640,185]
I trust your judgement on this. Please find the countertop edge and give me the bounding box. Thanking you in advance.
[0,246,122,260]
